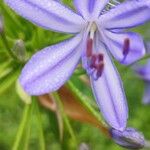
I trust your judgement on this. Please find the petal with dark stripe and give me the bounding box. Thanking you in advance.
[99,0,150,29]
[19,34,83,95]
[90,44,128,131]
[74,0,109,19]
[103,31,145,65]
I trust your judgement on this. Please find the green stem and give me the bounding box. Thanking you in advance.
[63,116,76,143]
[52,92,77,143]
[12,104,31,150]
[52,92,64,141]
[23,123,31,150]
[34,99,46,150]
[0,3,24,32]
[1,33,17,59]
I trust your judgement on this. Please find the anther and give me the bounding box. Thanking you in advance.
[89,53,105,80]
[97,54,104,62]
[90,54,97,68]
[123,38,130,56]
[96,63,104,78]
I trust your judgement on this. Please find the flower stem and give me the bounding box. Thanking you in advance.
[34,98,46,150]
[52,92,77,143]
[51,92,64,141]
[23,123,31,150]
[63,115,76,143]
[0,33,17,59]
[12,104,31,150]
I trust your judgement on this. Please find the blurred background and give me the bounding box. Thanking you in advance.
[0,0,150,150]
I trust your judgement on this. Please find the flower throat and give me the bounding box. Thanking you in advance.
[86,23,104,80]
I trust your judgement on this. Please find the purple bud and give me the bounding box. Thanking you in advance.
[143,82,150,105]
[0,15,4,33]
[145,42,150,54]
[110,128,145,149]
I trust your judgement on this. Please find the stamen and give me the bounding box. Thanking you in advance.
[97,54,104,62]
[89,23,97,39]
[90,54,97,68]
[96,63,104,79]
[88,53,105,80]
[85,23,105,80]
[86,23,97,57]
[123,38,130,56]
[86,38,93,57]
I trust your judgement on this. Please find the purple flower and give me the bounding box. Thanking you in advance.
[110,127,145,149]
[135,59,150,104]
[5,0,150,131]
[0,15,4,33]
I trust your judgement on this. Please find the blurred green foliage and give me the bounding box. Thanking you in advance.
[0,0,150,150]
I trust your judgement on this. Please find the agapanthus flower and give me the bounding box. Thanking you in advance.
[5,0,150,131]
[134,59,150,104]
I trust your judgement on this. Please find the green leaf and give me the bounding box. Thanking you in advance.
[33,98,46,150]
[12,104,32,150]
[0,67,20,95]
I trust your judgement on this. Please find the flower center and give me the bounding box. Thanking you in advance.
[85,22,104,80]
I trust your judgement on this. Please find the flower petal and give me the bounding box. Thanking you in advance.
[90,44,128,131]
[19,34,83,95]
[99,0,150,29]
[5,0,85,33]
[143,82,150,104]
[74,0,109,19]
[145,42,150,54]
[103,31,145,65]
[134,60,150,81]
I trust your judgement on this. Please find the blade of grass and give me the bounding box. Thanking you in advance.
[52,92,77,144]
[0,68,20,95]
[12,104,31,150]
[33,98,46,150]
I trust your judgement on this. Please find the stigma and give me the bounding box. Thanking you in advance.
[85,22,104,80]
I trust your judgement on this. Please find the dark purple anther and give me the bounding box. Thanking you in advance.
[96,63,104,78]
[86,38,93,57]
[90,54,97,68]
[98,53,104,62]
[89,53,104,79]
[123,38,130,56]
